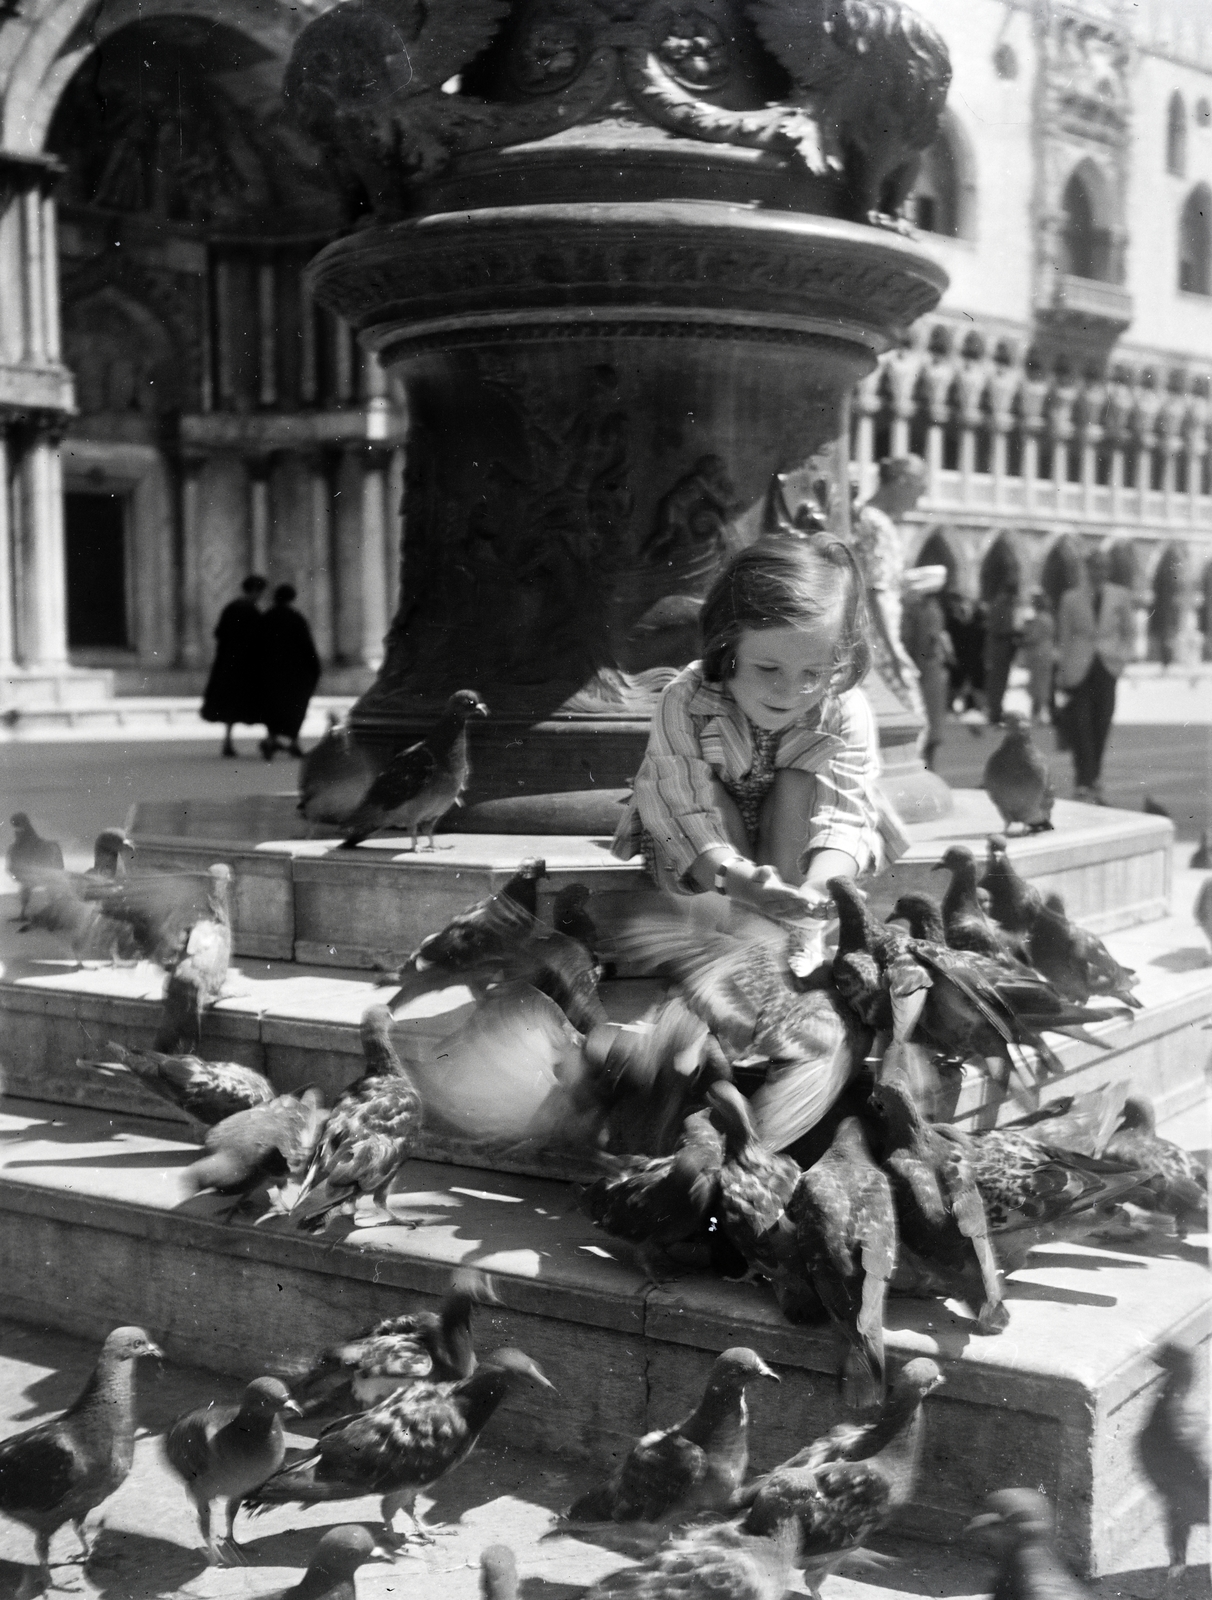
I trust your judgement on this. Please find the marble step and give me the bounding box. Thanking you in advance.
[0,1093,1203,1578]
[1,890,1209,1165]
[126,791,1175,969]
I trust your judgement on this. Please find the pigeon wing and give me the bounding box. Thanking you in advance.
[614,1427,709,1521]
[0,1422,84,1515]
[165,1407,224,1485]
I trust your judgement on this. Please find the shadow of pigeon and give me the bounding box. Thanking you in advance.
[82,1527,208,1598]
[1149,947,1212,974]
[1003,1281,1119,1309]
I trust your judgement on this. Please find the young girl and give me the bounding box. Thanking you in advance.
[612,535,899,920]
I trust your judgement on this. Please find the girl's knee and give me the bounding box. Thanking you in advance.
[772,768,816,799]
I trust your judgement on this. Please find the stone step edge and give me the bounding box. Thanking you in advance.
[0,1162,1148,1431]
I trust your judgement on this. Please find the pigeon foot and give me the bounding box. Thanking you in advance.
[213,1538,249,1567]
[353,1203,412,1229]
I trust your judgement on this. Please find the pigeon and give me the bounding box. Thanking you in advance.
[712,1081,801,1281]
[546,994,732,1159]
[1136,1343,1209,1579]
[966,1489,1090,1600]
[1195,876,1212,960]
[81,868,216,967]
[934,846,1032,965]
[576,1099,731,1284]
[164,1376,302,1564]
[982,712,1054,833]
[776,1116,897,1410]
[885,892,947,945]
[245,1348,554,1544]
[181,1090,328,1211]
[553,884,610,977]
[298,716,377,827]
[738,1358,945,1594]
[6,812,64,917]
[1001,1083,1130,1158]
[480,1544,518,1600]
[386,860,605,1034]
[290,1269,496,1415]
[610,903,869,1154]
[80,1042,275,1131]
[1104,1097,1208,1237]
[1144,795,1172,819]
[154,863,234,1051]
[582,1521,798,1600]
[78,829,135,887]
[1191,830,1211,870]
[18,877,128,963]
[290,1006,423,1231]
[279,1526,386,1599]
[830,877,1078,1090]
[868,1042,1006,1332]
[1027,891,1141,1009]
[0,1326,162,1596]
[962,1127,1147,1273]
[979,835,1045,936]
[566,1347,779,1524]
[887,886,1128,1055]
[340,689,488,849]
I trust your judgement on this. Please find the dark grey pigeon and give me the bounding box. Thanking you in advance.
[982,713,1054,834]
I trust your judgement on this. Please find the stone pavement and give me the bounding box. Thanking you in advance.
[0,1318,1203,1600]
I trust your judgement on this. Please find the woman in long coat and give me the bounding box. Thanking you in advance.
[259,584,321,760]
[201,575,268,757]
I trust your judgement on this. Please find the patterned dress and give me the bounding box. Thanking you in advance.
[640,720,781,876]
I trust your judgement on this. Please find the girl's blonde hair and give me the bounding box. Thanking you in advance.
[700,535,872,693]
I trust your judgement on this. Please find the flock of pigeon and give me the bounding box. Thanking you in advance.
[0,1295,1202,1598]
[4,792,1210,1592]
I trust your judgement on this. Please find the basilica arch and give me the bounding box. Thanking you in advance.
[0,0,402,700]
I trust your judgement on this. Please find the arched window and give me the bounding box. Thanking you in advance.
[1168,93,1188,176]
[1180,185,1212,294]
[1060,166,1112,280]
[907,113,976,239]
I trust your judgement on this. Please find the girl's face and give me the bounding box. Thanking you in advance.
[726,619,841,731]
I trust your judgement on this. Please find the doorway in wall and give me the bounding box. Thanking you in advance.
[65,490,129,648]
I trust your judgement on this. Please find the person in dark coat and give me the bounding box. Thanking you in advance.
[944,589,985,713]
[201,575,268,758]
[259,585,321,761]
[982,579,1021,727]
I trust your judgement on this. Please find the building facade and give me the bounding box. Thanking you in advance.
[2,0,1212,706]
[877,0,1212,658]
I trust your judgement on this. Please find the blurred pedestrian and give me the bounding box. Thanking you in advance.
[201,575,268,758]
[259,585,321,761]
[1055,548,1135,803]
[944,589,985,713]
[982,578,1021,726]
[901,579,953,771]
[851,456,927,721]
[1020,590,1056,722]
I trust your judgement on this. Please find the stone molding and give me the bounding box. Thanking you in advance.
[309,206,947,352]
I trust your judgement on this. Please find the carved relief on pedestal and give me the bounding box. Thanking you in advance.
[286,0,951,222]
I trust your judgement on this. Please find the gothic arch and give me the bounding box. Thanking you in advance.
[908,110,977,240]
[1,0,308,154]
[979,530,1023,601]
[1167,91,1188,177]
[1060,159,1115,282]
[1179,184,1212,295]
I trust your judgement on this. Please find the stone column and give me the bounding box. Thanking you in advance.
[177,452,208,668]
[248,457,272,577]
[16,415,68,669]
[0,427,14,671]
[303,449,335,662]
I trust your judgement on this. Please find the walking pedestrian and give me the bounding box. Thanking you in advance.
[258,585,322,761]
[1020,590,1056,722]
[901,579,954,771]
[982,578,1021,726]
[200,575,268,758]
[1055,548,1135,803]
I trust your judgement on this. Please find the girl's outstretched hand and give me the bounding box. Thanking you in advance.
[738,864,824,922]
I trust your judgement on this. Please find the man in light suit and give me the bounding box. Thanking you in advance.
[1055,548,1136,802]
